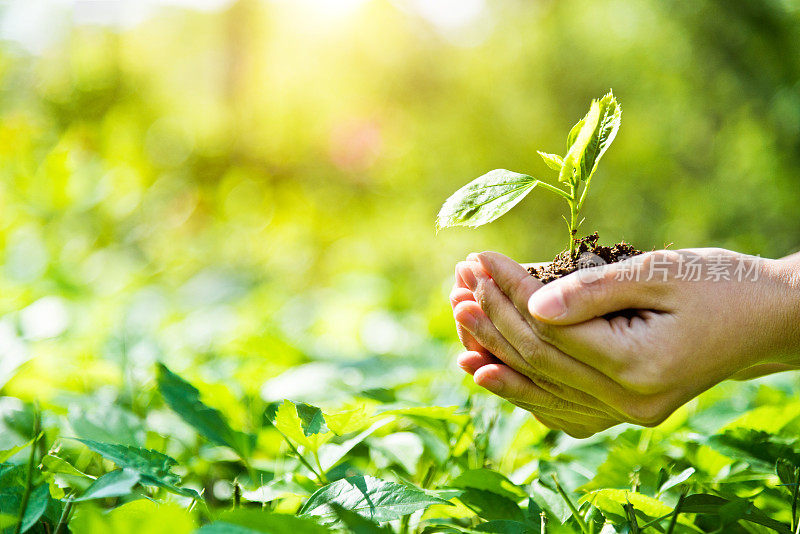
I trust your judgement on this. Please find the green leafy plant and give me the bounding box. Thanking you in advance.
[436,91,621,258]
[3,364,800,533]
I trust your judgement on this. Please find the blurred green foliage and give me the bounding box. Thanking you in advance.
[0,1,799,530]
[0,0,800,532]
[1,0,799,401]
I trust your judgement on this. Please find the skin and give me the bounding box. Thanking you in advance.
[451,248,800,438]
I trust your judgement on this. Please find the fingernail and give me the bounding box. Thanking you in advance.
[458,263,477,291]
[466,252,480,262]
[529,285,566,320]
[476,253,493,275]
[455,308,477,331]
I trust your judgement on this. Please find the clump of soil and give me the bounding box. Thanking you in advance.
[528,232,643,284]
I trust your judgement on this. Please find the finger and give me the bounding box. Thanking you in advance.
[473,363,615,421]
[452,264,488,354]
[532,314,648,376]
[456,351,497,375]
[450,287,475,308]
[477,251,544,322]
[465,271,632,416]
[450,286,490,355]
[455,261,477,291]
[454,300,536,376]
[525,252,676,325]
[509,399,618,438]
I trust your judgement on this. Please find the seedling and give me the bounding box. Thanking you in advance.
[436,91,621,259]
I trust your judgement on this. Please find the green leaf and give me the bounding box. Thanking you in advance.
[197,511,330,534]
[299,475,450,524]
[69,499,194,534]
[681,494,790,533]
[70,405,145,447]
[566,118,584,150]
[776,458,798,488]
[330,503,393,534]
[156,363,256,459]
[73,468,141,502]
[706,428,800,469]
[450,469,527,502]
[41,454,93,479]
[271,400,315,449]
[581,489,671,520]
[0,464,24,488]
[295,403,328,436]
[242,478,310,504]
[658,467,695,494]
[319,418,392,472]
[457,489,524,522]
[559,100,600,184]
[369,432,424,475]
[537,152,564,172]
[73,438,197,498]
[18,484,51,533]
[0,437,35,463]
[579,91,621,182]
[323,406,373,436]
[435,170,538,231]
[0,484,53,534]
[530,480,570,524]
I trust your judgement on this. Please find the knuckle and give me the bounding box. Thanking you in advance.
[516,335,542,363]
[565,266,615,304]
[529,319,556,345]
[473,280,495,313]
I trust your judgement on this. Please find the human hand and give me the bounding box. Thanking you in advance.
[452,248,800,436]
[450,257,631,437]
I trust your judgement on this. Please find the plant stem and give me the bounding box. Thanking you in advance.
[567,183,579,258]
[400,513,411,534]
[280,435,326,485]
[551,475,590,534]
[665,488,688,534]
[233,481,241,509]
[53,498,73,534]
[14,408,41,534]
[536,180,572,201]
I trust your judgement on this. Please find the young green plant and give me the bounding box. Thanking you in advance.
[436,91,621,258]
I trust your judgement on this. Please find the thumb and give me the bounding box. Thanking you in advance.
[527,260,669,324]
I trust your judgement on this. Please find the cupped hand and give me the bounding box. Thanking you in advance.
[450,257,630,437]
[451,248,800,437]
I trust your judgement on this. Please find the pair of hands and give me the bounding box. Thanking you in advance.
[450,247,800,437]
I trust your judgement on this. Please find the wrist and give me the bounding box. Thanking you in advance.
[762,256,800,364]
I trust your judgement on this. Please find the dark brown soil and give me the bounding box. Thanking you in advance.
[528,232,643,284]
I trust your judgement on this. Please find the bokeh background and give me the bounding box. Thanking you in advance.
[0,0,799,422]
